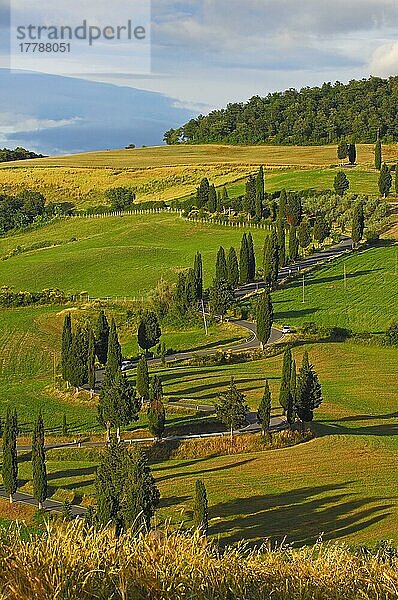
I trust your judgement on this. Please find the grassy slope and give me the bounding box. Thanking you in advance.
[1,143,397,206]
[0,214,267,297]
[272,242,398,332]
[13,340,396,545]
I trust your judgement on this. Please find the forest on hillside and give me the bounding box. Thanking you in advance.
[164,77,398,146]
[0,147,45,163]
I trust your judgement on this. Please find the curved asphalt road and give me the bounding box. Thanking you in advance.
[1,236,352,516]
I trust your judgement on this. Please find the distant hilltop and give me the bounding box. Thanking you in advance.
[164,76,398,146]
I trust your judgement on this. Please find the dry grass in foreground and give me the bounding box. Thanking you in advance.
[0,521,396,599]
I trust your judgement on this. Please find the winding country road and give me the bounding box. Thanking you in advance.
[1,235,352,517]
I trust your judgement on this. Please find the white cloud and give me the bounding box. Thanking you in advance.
[369,41,398,76]
[0,113,82,143]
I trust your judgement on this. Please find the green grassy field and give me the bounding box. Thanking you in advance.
[13,338,397,546]
[272,242,398,332]
[1,143,397,206]
[226,167,391,197]
[0,213,267,297]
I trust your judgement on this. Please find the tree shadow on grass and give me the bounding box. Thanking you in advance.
[47,466,97,482]
[211,483,395,548]
[285,269,383,291]
[156,458,255,484]
[314,419,398,437]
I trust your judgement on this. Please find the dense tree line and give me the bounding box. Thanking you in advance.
[0,190,74,234]
[165,76,398,145]
[0,147,45,163]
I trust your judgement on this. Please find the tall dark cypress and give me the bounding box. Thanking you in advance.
[208,185,217,212]
[375,138,382,171]
[247,232,256,282]
[215,246,228,282]
[61,313,72,382]
[257,380,272,437]
[288,226,299,262]
[136,354,149,403]
[105,319,122,383]
[2,408,18,503]
[277,218,286,268]
[279,349,292,415]
[379,163,392,198]
[32,411,47,509]
[256,290,273,349]
[347,143,356,165]
[69,325,88,389]
[263,230,279,288]
[95,310,110,366]
[196,178,209,208]
[278,189,287,223]
[193,479,208,535]
[227,247,239,288]
[193,252,203,300]
[255,166,264,220]
[87,327,96,391]
[352,200,365,246]
[239,233,250,285]
[287,360,296,426]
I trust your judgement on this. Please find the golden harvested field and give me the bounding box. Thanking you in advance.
[1,143,397,206]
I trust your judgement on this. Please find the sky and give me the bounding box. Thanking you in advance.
[1,0,398,153]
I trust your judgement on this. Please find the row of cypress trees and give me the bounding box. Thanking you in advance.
[2,409,47,508]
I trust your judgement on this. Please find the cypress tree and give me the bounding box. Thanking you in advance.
[61,313,72,383]
[96,439,160,535]
[279,349,292,414]
[257,380,272,436]
[87,327,96,392]
[263,230,279,287]
[148,376,165,440]
[208,279,234,320]
[98,371,139,442]
[256,291,273,350]
[2,408,18,503]
[196,178,209,208]
[255,166,264,220]
[215,377,248,441]
[137,312,162,355]
[286,193,302,227]
[193,252,203,300]
[297,219,312,250]
[247,232,256,282]
[95,311,110,366]
[379,163,392,198]
[278,189,287,223]
[375,138,382,171]
[334,171,350,196]
[32,411,47,509]
[347,143,356,165]
[239,233,250,284]
[136,354,149,403]
[107,319,122,376]
[288,226,299,261]
[337,140,348,164]
[208,184,217,213]
[352,200,365,247]
[215,246,228,282]
[69,325,88,390]
[227,247,239,288]
[287,360,296,427]
[295,351,323,432]
[193,479,208,535]
[276,218,286,268]
[313,215,330,246]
